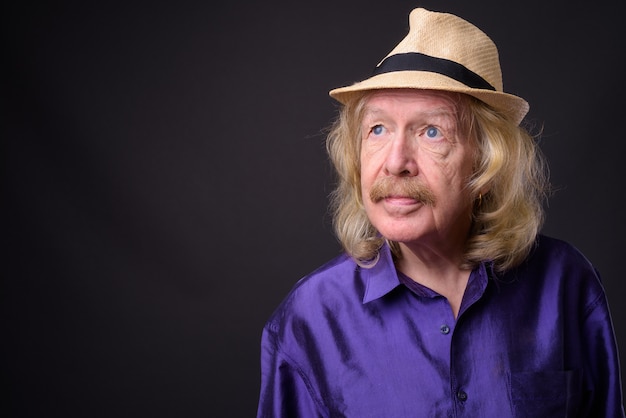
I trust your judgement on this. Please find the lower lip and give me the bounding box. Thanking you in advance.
[384,197,420,206]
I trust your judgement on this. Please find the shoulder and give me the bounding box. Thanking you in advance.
[289,252,360,303]
[264,253,361,331]
[515,234,599,280]
[531,234,595,267]
[507,234,606,310]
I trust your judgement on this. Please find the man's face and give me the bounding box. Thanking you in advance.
[360,89,476,254]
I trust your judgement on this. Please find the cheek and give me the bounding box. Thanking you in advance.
[359,154,377,189]
[431,150,474,185]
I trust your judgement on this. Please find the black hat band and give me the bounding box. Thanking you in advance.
[373,52,496,91]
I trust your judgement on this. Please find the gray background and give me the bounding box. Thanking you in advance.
[3,0,624,416]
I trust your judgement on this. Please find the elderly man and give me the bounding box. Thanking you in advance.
[256,8,625,417]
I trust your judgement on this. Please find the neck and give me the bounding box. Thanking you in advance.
[396,242,471,318]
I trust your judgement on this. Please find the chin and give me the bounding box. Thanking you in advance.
[377,226,426,245]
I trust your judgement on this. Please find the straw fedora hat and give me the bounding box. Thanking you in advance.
[329,8,529,125]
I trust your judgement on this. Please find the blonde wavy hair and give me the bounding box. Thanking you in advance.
[326,90,550,273]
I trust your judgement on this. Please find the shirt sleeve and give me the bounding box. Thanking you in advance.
[256,323,327,418]
[581,278,626,417]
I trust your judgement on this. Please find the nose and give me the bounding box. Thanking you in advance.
[384,132,418,177]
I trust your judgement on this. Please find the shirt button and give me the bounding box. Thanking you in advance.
[440,324,450,334]
[457,390,468,401]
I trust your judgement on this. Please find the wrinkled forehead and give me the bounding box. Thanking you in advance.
[365,88,462,102]
[360,89,465,119]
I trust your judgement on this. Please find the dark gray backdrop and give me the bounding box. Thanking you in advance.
[2,1,624,416]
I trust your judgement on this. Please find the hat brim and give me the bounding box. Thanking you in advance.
[329,71,529,125]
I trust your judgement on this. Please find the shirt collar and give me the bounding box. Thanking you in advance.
[361,243,491,306]
[362,243,402,303]
[458,261,489,317]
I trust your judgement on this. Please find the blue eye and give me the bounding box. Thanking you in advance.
[372,125,384,135]
[425,127,440,138]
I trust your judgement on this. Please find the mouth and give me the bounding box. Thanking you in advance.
[382,195,421,205]
[369,177,436,206]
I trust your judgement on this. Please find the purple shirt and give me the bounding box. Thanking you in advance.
[257,235,625,417]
